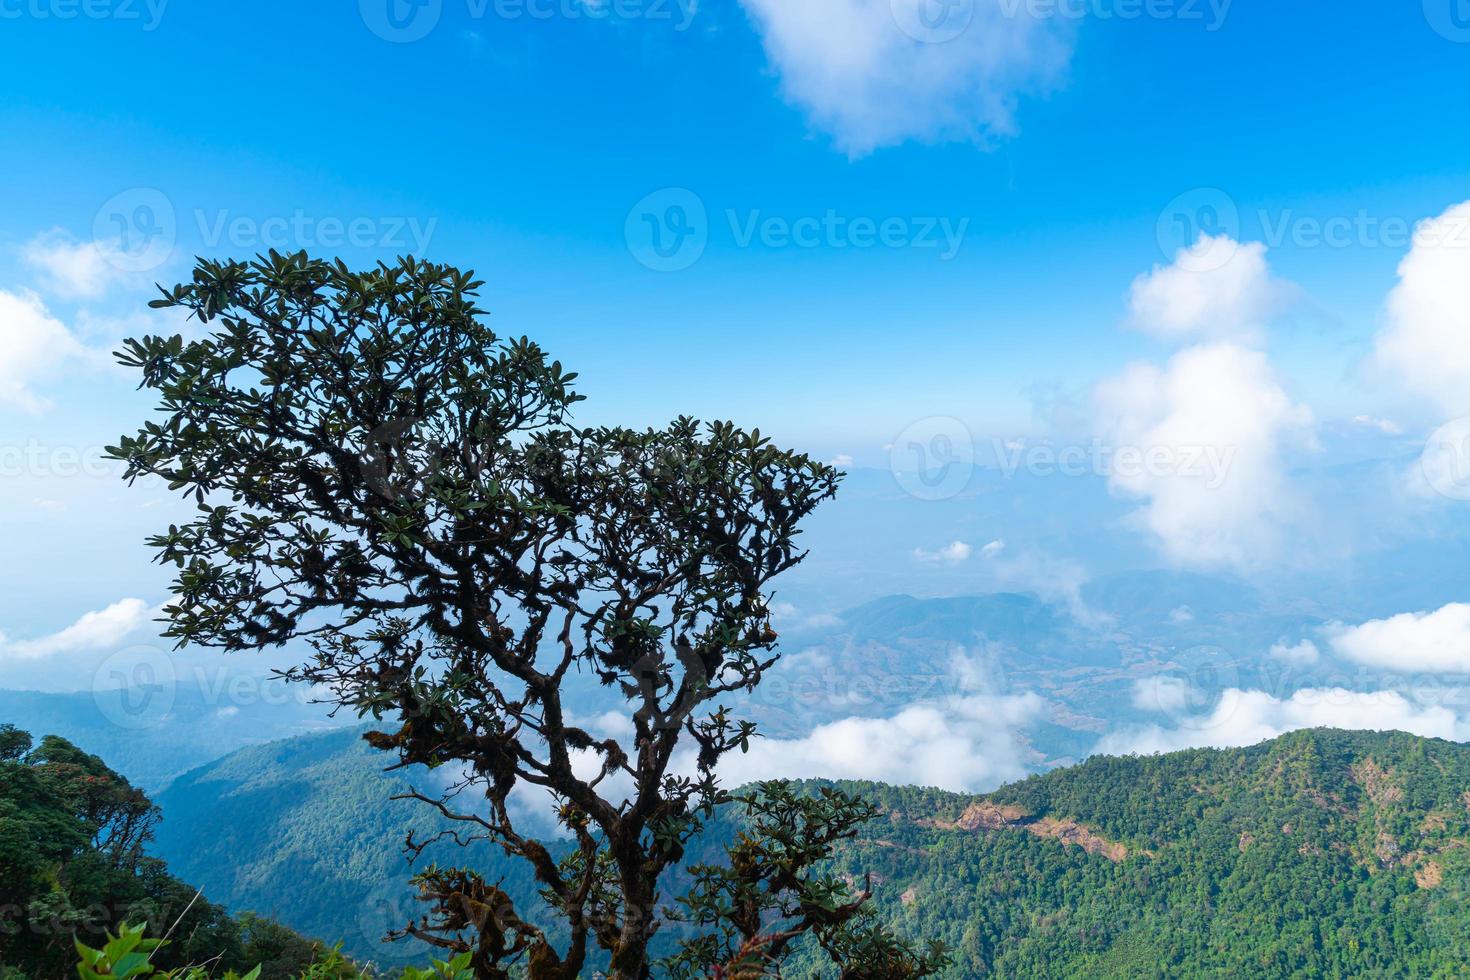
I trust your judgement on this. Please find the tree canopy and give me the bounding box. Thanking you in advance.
[109,252,942,979]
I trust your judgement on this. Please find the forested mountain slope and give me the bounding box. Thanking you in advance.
[154,726,1470,977]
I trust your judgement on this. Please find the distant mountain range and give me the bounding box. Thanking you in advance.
[0,580,1418,793]
[0,684,349,791]
[147,723,1470,977]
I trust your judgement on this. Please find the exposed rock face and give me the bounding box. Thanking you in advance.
[936,802,1028,832]
[1352,759,1404,806]
[917,802,1130,862]
[1415,860,1444,890]
[1028,816,1130,862]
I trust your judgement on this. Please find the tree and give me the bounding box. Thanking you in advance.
[109,252,943,979]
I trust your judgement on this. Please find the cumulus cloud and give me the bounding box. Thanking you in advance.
[0,598,154,660]
[1351,415,1403,436]
[1098,686,1470,756]
[1128,236,1294,343]
[1371,200,1470,416]
[737,0,1072,155]
[1093,342,1316,570]
[22,231,141,300]
[914,540,972,563]
[717,684,1044,792]
[1269,638,1321,666]
[980,539,1005,558]
[1325,603,1470,673]
[1131,675,1191,713]
[0,289,91,412]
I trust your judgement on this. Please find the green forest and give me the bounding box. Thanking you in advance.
[0,724,348,979]
[116,725,1470,978]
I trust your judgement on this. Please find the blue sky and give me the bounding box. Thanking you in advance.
[3,0,1468,441]
[3,0,1470,710]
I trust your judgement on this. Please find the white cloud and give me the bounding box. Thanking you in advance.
[0,289,90,412]
[1098,686,1470,756]
[1131,675,1191,713]
[1168,606,1195,624]
[1325,603,1470,673]
[737,0,1071,155]
[717,678,1044,792]
[1269,638,1321,666]
[22,231,140,300]
[1,598,153,660]
[1351,415,1402,436]
[981,539,1005,558]
[914,540,972,563]
[828,453,854,468]
[1371,200,1470,416]
[1093,342,1316,570]
[1128,236,1293,344]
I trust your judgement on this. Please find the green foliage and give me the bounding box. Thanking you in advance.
[156,723,1470,977]
[74,923,170,980]
[797,729,1470,977]
[0,723,347,980]
[663,782,948,978]
[397,952,473,980]
[107,253,931,977]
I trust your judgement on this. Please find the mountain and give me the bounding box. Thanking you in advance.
[0,722,339,979]
[0,684,352,792]
[154,725,1470,977]
[152,724,559,970]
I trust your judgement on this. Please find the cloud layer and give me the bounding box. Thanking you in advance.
[719,685,1044,792]
[1129,236,1292,344]
[1100,686,1470,757]
[0,597,153,660]
[738,0,1071,154]
[0,289,89,412]
[1094,342,1315,569]
[1326,603,1470,673]
[1372,200,1470,416]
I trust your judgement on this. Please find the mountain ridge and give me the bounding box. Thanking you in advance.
[146,724,1470,976]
